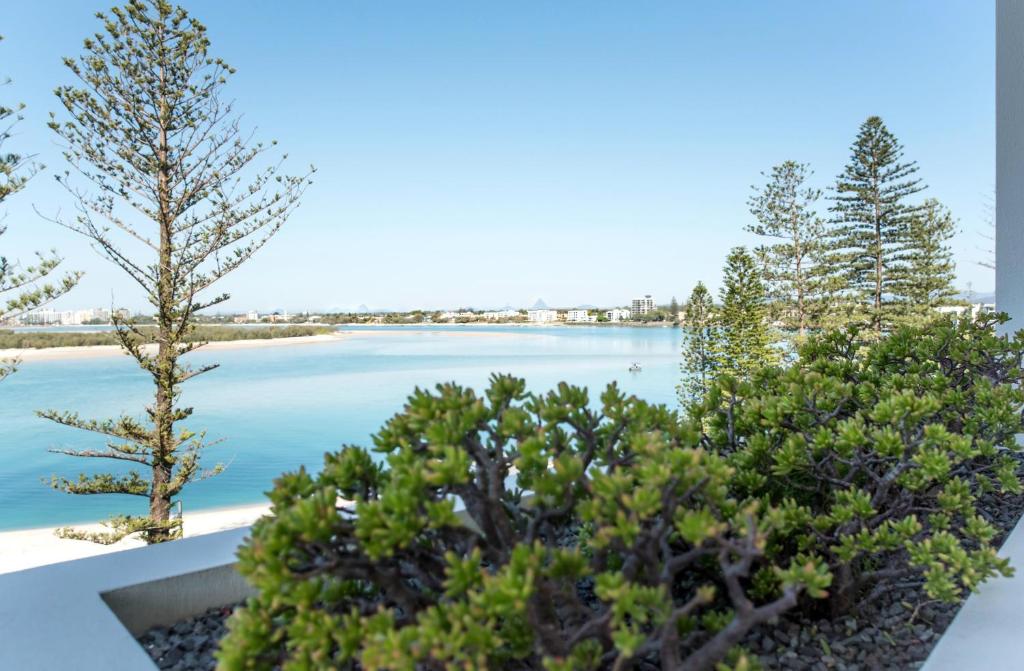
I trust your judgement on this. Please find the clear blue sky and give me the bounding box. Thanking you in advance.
[3,1,995,312]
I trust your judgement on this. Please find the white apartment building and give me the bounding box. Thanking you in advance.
[631,295,655,318]
[605,308,631,322]
[527,309,559,323]
[481,309,521,320]
[566,309,596,323]
[439,310,477,321]
[19,308,61,325]
[17,307,127,326]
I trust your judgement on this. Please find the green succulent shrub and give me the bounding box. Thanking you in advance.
[218,376,829,671]
[696,315,1024,615]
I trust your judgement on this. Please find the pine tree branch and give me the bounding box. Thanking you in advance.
[48,471,150,496]
[56,515,182,545]
[48,448,149,465]
[37,410,153,445]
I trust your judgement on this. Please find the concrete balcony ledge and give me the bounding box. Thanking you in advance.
[0,526,253,670]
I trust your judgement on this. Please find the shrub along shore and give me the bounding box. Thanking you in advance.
[0,325,334,350]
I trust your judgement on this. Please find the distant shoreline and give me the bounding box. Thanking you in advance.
[0,322,679,362]
[0,332,347,362]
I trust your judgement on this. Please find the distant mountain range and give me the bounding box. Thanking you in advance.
[531,298,548,309]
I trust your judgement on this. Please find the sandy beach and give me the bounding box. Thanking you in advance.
[0,503,271,575]
[0,332,348,362]
[0,327,538,362]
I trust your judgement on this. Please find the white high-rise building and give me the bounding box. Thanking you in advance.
[527,309,559,323]
[21,308,61,325]
[631,295,655,318]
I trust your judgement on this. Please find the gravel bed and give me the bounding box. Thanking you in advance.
[137,604,236,671]
[137,487,1024,670]
[741,588,955,670]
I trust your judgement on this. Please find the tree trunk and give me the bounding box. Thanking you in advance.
[873,182,883,336]
[829,556,857,618]
[148,48,176,544]
[148,459,173,542]
[794,232,805,337]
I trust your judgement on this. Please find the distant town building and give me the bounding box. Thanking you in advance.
[16,306,129,326]
[605,308,631,322]
[19,308,61,325]
[527,309,559,323]
[631,295,655,319]
[481,309,521,320]
[566,309,596,323]
[439,310,477,321]
[936,303,997,320]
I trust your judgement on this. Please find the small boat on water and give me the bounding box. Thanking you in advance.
[628,362,642,372]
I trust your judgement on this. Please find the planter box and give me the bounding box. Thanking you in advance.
[0,527,251,670]
[2,511,1022,670]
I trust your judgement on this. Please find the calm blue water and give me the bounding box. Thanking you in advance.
[0,325,681,530]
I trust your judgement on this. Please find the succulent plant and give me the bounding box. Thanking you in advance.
[698,315,1024,614]
[218,376,828,671]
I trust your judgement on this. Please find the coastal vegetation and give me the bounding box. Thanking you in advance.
[714,247,778,379]
[696,315,1023,616]
[219,316,1024,670]
[675,248,779,400]
[38,0,313,544]
[746,160,826,337]
[676,282,715,407]
[824,116,933,335]
[760,116,958,335]
[219,375,831,671]
[0,37,80,382]
[900,198,959,320]
[0,325,332,350]
[680,116,963,400]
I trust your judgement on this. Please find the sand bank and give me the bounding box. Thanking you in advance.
[0,332,347,362]
[0,327,538,362]
[0,502,271,575]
